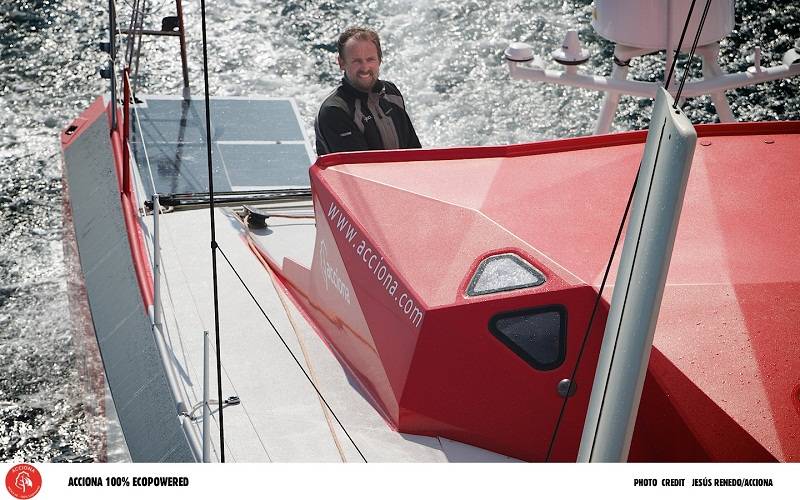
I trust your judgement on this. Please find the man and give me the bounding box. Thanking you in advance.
[315,27,421,155]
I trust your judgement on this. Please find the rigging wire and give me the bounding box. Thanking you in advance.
[122,0,145,93]
[131,0,149,98]
[215,244,369,463]
[664,0,697,89]
[675,0,714,103]
[123,0,137,66]
[545,0,713,461]
[544,169,638,461]
[198,0,226,463]
[123,71,159,195]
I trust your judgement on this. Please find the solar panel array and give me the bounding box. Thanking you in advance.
[130,97,314,197]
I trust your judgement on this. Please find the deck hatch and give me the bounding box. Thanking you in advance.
[466,253,546,296]
[489,306,566,371]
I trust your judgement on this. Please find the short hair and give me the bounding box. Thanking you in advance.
[337,27,382,62]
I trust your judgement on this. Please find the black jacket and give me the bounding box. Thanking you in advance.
[315,78,421,155]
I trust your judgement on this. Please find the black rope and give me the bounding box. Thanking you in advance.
[588,118,667,461]
[675,0,714,103]
[664,0,698,89]
[198,0,226,462]
[544,168,639,462]
[215,244,368,463]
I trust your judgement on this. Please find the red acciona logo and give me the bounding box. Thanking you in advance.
[5,464,42,499]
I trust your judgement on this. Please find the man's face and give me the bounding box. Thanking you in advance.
[338,37,381,92]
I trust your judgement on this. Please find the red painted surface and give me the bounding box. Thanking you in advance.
[270,183,607,461]
[260,120,799,461]
[313,121,800,170]
[118,187,153,309]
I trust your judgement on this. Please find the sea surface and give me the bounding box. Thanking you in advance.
[1,0,798,462]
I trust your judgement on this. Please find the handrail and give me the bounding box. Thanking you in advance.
[147,193,204,461]
[203,330,211,462]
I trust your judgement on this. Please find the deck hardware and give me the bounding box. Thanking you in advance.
[162,16,180,32]
[506,3,800,133]
[99,62,112,79]
[244,205,269,229]
[551,30,591,66]
[747,46,763,74]
[504,42,534,63]
[783,39,800,66]
[557,379,577,398]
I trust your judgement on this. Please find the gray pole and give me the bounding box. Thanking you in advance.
[203,330,211,462]
[152,194,162,331]
[578,87,697,462]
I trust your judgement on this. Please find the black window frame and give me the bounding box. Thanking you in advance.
[488,305,567,371]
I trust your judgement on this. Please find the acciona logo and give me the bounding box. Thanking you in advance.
[5,464,42,499]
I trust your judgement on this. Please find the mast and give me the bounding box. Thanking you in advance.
[577,87,697,462]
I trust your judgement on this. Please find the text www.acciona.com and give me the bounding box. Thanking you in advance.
[325,200,424,328]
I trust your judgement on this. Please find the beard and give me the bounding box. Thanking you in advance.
[348,70,378,92]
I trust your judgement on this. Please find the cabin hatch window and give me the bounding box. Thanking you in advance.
[466,253,546,296]
[489,306,566,371]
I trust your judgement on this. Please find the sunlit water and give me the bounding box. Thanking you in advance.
[1,0,797,461]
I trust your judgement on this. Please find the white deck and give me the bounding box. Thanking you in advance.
[146,207,518,462]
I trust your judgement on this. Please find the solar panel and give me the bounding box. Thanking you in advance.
[129,96,314,197]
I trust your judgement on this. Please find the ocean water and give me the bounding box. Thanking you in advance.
[0,0,798,462]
